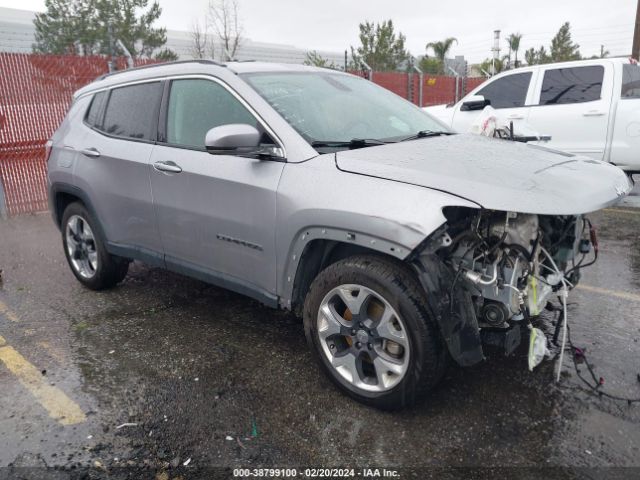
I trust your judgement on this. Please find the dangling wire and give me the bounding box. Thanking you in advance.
[564,321,640,405]
[540,243,640,404]
[539,246,570,382]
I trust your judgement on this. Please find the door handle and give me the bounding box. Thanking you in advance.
[583,110,605,117]
[153,160,182,173]
[506,114,525,120]
[81,147,100,158]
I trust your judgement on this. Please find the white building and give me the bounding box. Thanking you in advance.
[0,6,345,66]
[0,7,35,53]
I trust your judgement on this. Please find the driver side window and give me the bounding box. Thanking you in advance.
[166,79,257,149]
[476,72,532,109]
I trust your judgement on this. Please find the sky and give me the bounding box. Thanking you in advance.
[0,0,635,62]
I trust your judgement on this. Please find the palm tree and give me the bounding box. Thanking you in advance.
[507,33,523,68]
[425,37,457,74]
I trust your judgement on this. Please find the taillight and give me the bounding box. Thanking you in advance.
[44,140,53,163]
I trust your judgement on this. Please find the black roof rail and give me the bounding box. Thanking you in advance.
[96,59,226,81]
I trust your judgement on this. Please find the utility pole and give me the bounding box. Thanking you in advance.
[491,30,501,75]
[633,0,640,60]
[344,50,348,72]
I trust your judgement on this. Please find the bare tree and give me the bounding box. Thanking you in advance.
[207,0,243,60]
[190,20,214,59]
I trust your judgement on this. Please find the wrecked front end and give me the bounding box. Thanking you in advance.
[412,207,597,366]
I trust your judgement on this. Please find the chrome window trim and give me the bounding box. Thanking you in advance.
[76,74,287,159]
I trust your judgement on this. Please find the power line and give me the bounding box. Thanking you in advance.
[460,37,633,52]
[459,32,634,51]
[458,24,632,43]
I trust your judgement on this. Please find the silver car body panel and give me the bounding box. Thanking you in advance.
[335,134,632,216]
[150,144,285,297]
[74,126,161,253]
[48,96,89,188]
[275,155,479,307]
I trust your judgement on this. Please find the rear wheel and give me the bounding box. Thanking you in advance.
[61,202,129,290]
[303,255,447,410]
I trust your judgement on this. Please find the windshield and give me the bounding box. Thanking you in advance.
[242,71,449,149]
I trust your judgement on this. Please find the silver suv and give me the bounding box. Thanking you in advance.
[48,60,631,409]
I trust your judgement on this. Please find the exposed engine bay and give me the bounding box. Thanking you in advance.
[413,207,598,366]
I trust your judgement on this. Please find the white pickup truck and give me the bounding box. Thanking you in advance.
[425,58,640,173]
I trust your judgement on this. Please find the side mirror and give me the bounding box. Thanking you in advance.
[460,94,490,111]
[205,124,261,154]
[205,124,285,160]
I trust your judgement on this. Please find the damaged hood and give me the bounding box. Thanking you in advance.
[335,134,632,215]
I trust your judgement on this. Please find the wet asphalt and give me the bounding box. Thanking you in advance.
[0,198,639,478]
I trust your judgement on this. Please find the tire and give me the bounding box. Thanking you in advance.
[303,254,447,410]
[61,202,129,290]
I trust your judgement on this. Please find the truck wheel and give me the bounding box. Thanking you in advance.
[61,202,129,290]
[303,255,447,410]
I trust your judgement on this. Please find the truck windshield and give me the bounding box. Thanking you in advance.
[242,71,449,149]
[621,64,640,99]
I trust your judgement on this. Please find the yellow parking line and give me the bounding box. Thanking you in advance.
[0,301,19,322]
[0,301,85,425]
[0,344,86,425]
[577,284,640,303]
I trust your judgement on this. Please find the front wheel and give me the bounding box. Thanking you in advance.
[61,202,129,290]
[303,255,447,410]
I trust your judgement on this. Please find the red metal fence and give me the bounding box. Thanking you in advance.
[0,53,157,216]
[0,53,486,216]
[350,71,485,107]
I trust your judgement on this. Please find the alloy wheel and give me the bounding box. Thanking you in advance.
[317,284,410,392]
[65,214,98,279]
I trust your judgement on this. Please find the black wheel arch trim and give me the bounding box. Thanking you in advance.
[49,182,106,240]
[282,226,410,311]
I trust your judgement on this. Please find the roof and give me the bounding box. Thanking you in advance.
[225,61,336,74]
[478,56,635,85]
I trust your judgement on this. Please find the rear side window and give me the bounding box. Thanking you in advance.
[539,66,603,105]
[85,91,106,127]
[166,79,256,148]
[102,82,162,140]
[477,72,532,109]
[622,64,640,99]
